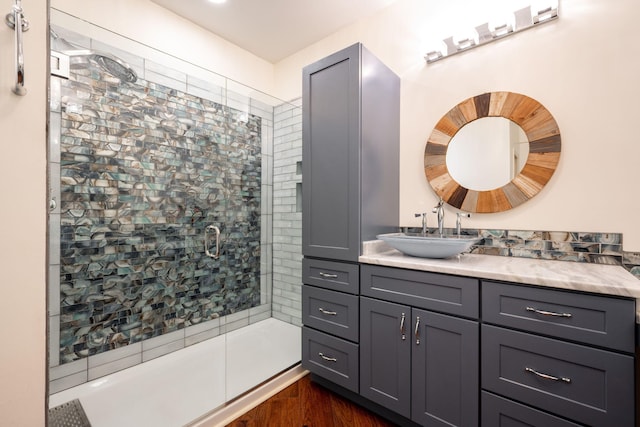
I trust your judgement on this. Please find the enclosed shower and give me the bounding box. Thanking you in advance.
[47,11,303,426]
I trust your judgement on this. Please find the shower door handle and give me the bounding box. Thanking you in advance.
[205,225,220,259]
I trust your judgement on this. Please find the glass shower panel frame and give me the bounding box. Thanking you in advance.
[47,12,298,401]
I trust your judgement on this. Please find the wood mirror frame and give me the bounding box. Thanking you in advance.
[424,91,561,213]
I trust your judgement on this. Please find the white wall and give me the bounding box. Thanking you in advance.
[0,0,47,424]
[275,0,640,251]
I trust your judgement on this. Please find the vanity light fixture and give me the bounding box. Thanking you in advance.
[455,37,476,51]
[425,50,443,62]
[533,5,558,23]
[491,23,513,38]
[424,2,559,64]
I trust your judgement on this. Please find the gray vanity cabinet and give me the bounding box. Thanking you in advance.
[301,42,400,415]
[481,281,636,426]
[301,258,361,393]
[360,266,480,426]
[301,42,399,261]
[306,260,636,426]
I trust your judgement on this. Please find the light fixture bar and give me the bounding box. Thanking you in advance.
[533,6,558,23]
[424,3,559,64]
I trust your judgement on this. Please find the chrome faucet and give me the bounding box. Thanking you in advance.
[456,212,471,237]
[432,198,444,237]
[414,212,427,235]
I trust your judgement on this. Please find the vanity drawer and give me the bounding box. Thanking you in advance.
[482,281,635,352]
[482,324,634,427]
[302,326,359,393]
[302,285,359,342]
[361,264,479,318]
[482,392,582,427]
[303,257,359,294]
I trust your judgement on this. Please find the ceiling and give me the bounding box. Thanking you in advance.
[150,0,399,63]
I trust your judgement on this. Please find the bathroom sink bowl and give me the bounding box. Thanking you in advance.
[377,233,481,259]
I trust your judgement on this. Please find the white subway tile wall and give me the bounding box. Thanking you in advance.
[272,99,303,326]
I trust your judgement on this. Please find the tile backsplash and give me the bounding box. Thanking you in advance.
[401,227,640,280]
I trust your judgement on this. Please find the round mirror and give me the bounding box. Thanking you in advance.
[424,91,561,213]
[446,117,529,191]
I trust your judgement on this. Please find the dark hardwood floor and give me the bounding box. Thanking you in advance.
[226,375,397,427]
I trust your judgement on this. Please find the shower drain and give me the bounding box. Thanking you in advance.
[48,399,92,427]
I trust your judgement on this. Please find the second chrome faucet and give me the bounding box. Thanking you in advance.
[432,198,445,237]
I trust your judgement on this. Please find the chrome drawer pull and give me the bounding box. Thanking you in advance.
[526,307,572,318]
[318,352,337,362]
[400,313,406,340]
[318,272,338,279]
[318,308,337,316]
[525,367,571,383]
[414,316,421,345]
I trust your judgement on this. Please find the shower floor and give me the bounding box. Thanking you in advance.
[49,318,301,427]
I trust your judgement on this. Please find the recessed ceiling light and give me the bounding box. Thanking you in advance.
[208,0,227,4]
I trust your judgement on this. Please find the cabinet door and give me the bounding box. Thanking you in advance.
[302,43,361,261]
[412,309,479,426]
[360,297,411,418]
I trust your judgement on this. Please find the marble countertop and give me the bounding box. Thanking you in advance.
[361,240,640,321]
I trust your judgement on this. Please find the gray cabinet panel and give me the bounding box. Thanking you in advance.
[411,309,479,427]
[482,281,635,352]
[302,44,359,261]
[482,324,634,426]
[302,326,359,393]
[302,257,359,294]
[361,264,479,318]
[302,285,359,342]
[360,297,411,418]
[482,392,582,427]
[360,46,400,242]
[301,43,399,261]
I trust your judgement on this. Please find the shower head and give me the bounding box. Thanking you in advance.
[91,53,138,83]
[50,29,138,83]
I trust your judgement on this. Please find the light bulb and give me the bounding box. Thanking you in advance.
[489,12,515,38]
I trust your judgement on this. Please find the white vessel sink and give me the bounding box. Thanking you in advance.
[377,233,481,259]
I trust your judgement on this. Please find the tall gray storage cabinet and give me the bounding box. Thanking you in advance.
[301,42,400,261]
[301,43,402,422]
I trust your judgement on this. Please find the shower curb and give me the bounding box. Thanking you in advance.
[186,364,307,427]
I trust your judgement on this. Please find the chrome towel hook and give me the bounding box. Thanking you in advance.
[5,0,29,96]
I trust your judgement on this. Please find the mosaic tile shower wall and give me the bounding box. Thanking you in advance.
[58,62,263,363]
